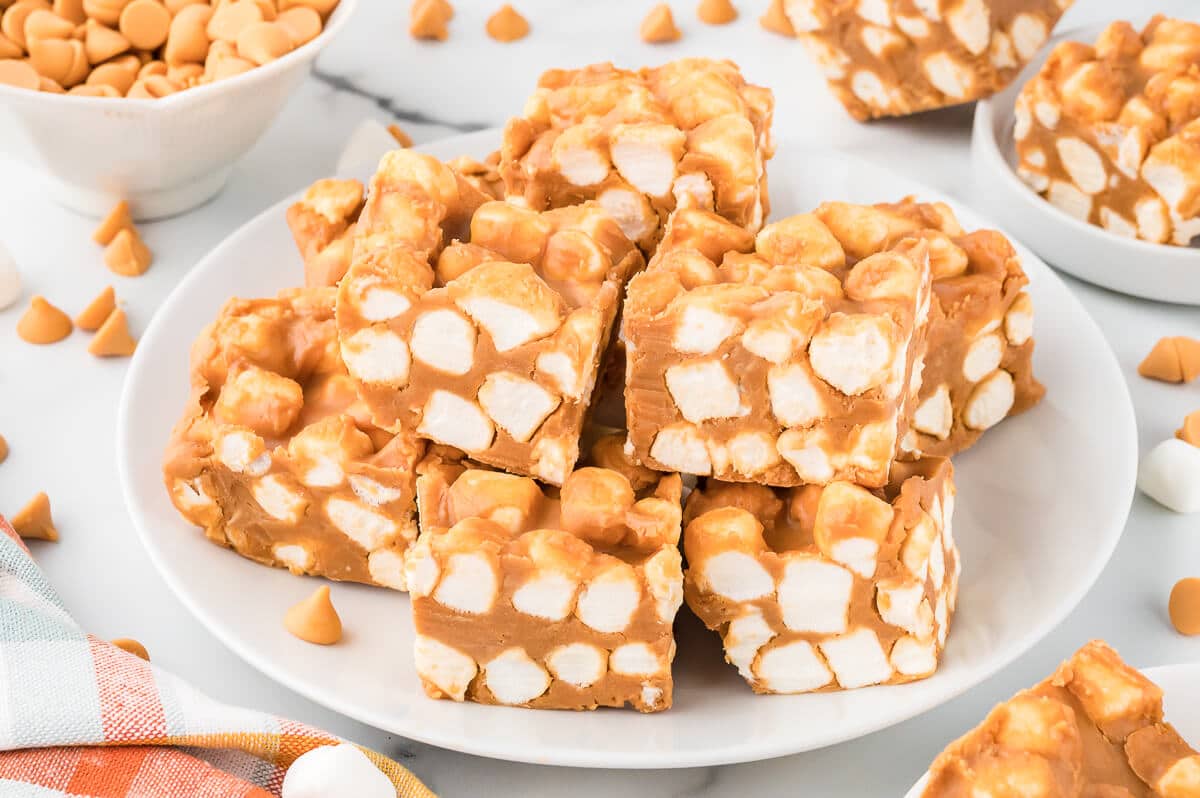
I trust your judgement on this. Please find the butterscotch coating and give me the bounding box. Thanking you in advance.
[837,198,1045,459]
[335,149,644,486]
[406,452,683,712]
[622,204,932,488]
[1016,17,1200,246]
[500,59,774,249]
[683,458,957,694]
[922,641,1200,797]
[788,0,1072,121]
[162,287,427,590]
[285,177,364,288]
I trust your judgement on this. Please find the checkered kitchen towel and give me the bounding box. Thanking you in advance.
[0,518,435,797]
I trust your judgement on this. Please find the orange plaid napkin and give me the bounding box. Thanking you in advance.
[0,518,435,797]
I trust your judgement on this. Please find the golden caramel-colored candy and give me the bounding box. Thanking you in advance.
[409,0,450,41]
[92,199,131,244]
[87,307,136,356]
[275,5,318,46]
[75,285,115,330]
[234,20,289,65]
[104,228,152,276]
[84,20,130,63]
[24,8,75,41]
[110,637,149,660]
[1178,410,1200,447]
[1170,578,1200,636]
[12,491,58,542]
[1140,336,1200,383]
[87,58,136,92]
[485,4,527,43]
[53,0,85,24]
[284,585,343,645]
[0,57,39,89]
[118,0,168,50]
[17,295,72,344]
[68,81,117,95]
[640,3,679,43]
[205,0,261,43]
[387,122,411,147]
[2,1,48,50]
[697,0,736,25]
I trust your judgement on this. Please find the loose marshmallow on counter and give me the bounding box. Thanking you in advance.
[0,239,22,310]
[1138,438,1200,514]
[281,743,395,798]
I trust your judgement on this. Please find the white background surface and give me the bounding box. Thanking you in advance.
[1,1,1198,795]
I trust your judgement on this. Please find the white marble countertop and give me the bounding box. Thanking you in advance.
[2,1,1198,795]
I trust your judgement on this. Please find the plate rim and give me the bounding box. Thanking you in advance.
[117,130,1138,768]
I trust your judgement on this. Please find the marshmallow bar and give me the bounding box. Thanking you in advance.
[406,435,684,712]
[842,199,1045,458]
[500,58,775,248]
[683,458,958,694]
[163,288,425,590]
[922,640,1200,796]
[336,150,644,485]
[787,0,1072,121]
[1015,17,1200,246]
[286,178,365,288]
[622,205,933,487]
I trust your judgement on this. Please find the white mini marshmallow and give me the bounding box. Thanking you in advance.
[512,572,577,621]
[477,372,560,443]
[546,643,607,688]
[336,118,401,177]
[414,635,477,701]
[303,459,344,488]
[776,430,834,483]
[348,475,404,507]
[254,475,307,522]
[0,239,21,310]
[1047,180,1093,222]
[819,628,893,689]
[725,607,775,681]
[876,579,932,637]
[484,648,551,705]
[754,640,833,694]
[778,556,851,634]
[768,363,825,427]
[831,537,879,579]
[403,544,440,597]
[890,636,938,677]
[650,424,712,475]
[367,549,408,590]
[665,360,745,424]
[281,743,394,798]
[642,547,684,622]
[673,305,740,355]
[610,642,662,676]
[325,498,397,551]
[535,350,583,400]
[576,563,641,633]
[217,431,269,475]
[410,309,476,375]
[1011,12,1048,61]
[1057,137,1107,195]
[945,0,988,55]
[912,385,952,439]
[433,552,498,614]
[273,543,312,573]
[962,333,1004,383]
[702,551,775,602]
[458,297,557,352]
[935,592,949,646]
[727,431,781,476]
[341,328,411,385]
[1138,438,1200,514]
[923,52,971,100]
[963,369,1015,430]
[419,391,495,452]
[358,287,411,323]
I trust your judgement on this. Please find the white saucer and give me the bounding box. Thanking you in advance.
[904,662,1200,797]
[116,131,1137,768]
[971,9,1200,305]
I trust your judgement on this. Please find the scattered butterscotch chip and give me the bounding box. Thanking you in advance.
[386,123,412,148]
[1170,577,1200,636]
[759,0,793,36]
[0,435,8,465]
[92,199,132,245]
[110,637,150,661]
[409,0,451,41]
[104,228,152,276]
[1178,410,1200,448]
[284,585,343,645]
[697,0,736,25]
[75,285,116,331]
[0,58,40,90]
[87,307,137,356]
[12,492,58,542]
[640,3,680,43]
[17,296,73,344]
[1139,336,1200,383]
[485,4,528,42]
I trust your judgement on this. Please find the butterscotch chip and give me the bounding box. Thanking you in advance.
[0,58,39,89]
[82,0,132,27]
[409,0,450,41]
[275,5,319,46]
[104,228,152,276]
[92,199,131,245]
[53,0,85,24]
[234,20,290,65]
[162,3,209,64]
[12,492,57,542]
[68,82,118,95]
[2,1,46,50]
[277,0,338,21]
[84,19,130,63]
[386,122,411,147]
[1170,578,1200,636]
[1139,336,1200,383]
[126,71,176,96]
[485,4,527,43]
[252,0,275,21]
[136,57,163,77]
[24,8,75,40]
[29,36,88,87]
[1178,410,1200,447]
[165,60,199,83]
[118,0,168,50]
[640,3,679,43]
[38,75,62,91]
[75,285,115,330]
[0,33,22,59]
[110,637,149,660]
[284,585,342,645]
[207,51,252,80]
[0,435,7,464]
[87,58,137,93]
[87,307,136,356]
[697,0,736,26]
[164,0,204,13]
[206,0,261,43]
[17,295,72,344]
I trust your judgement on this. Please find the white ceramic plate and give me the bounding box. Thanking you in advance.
[971,6,1200,305]
[117,131,1137,769]
[904,663,1200,797]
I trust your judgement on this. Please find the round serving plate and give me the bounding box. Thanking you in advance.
[117,130,1137,768]
[971,4,1200,305]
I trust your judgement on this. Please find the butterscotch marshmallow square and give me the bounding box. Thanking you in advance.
[831,199,1045,458]
[500,58,775,249]
[406,435,683,712]
[163,288,425,590]
[922,641,1200,797]
[286,178,365,288]
[622,205,932,488]
[683,457,957,694]
[1015,17,1200,246]
[336,150,645,486]
[787,0,1072,121]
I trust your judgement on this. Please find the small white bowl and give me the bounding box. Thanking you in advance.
[0,0,356,221]
[971,18,1200,306]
